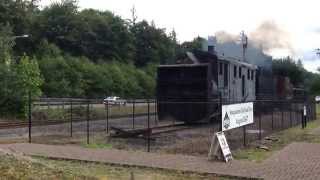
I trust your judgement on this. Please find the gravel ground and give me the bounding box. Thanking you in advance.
[0,110,304,157]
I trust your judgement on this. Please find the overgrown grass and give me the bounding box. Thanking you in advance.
[234,119,320,162]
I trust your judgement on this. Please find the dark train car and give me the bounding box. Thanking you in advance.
[157,64,216,123]
[255,67,274,99]
[157,50,257,123]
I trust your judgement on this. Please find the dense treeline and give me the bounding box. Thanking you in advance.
[0,0,177,116]
[1,0,320,117]
[3,0,177,65]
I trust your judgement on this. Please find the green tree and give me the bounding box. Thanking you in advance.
[0,55,43,117]
[131,20,177,66]
[0,0,39,55]
[272,57,304,86]
[16,55,43,99]
[179,36,204,52]
[75,9,134,62]
[38,56,72,97]
[0,24,14,65]
[309,75,320,95]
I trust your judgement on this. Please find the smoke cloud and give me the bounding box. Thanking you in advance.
[215,31,238,43]
[250,21,294,55]
[214,21,294,56]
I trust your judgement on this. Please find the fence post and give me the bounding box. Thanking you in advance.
[290,102,292,127]
[296,107,299,126]
[314,103,317,120]
[281,103,284,129]
[259,111,262,140]
[242,96,246,147]
[147,99,150,152]
[219,93,223,132]
[28,91,32,143]
[154,99,158,126]
[106,101,109,133]
[293,103,299,126]
[271,105,274,131]
[243,126,246,147]
[304,105,307,128]
[86,100,90,144]
[62,100,65,121]
[70,100,73,137]
[132,99,135,129]
[301,109,305,129]
[172,100,175,125]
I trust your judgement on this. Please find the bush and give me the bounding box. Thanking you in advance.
[38,55,156,99]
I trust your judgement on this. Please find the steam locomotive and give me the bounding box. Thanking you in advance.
[156,48,302,123]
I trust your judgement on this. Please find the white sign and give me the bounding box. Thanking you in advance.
[216,132,232,162]
[303,105,307,116]
[222,102,254,131]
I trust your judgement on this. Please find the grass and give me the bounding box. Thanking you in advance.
[82,142,113,149]
[0,152,88,179]
[0,147,229,180]
[34,157,228,180]
[234,118,320,162]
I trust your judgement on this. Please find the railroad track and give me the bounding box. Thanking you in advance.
[0,113,156,130]
[150,123,190,135]
[109,122,209,138]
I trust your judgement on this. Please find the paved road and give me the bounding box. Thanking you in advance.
[1,142,320,179]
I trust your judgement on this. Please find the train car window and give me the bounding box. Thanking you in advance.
[247,69,250,80]
[224,64,228,87]
[239,67,242,78]
[251,70,254,80]
[219,62,223,75]
[234,65,237,78]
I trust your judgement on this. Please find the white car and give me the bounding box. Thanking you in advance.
[103,96,126,105]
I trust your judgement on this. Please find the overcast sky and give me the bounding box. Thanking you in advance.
[40,0,320,72]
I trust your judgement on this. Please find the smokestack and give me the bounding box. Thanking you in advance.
[207,36,216,54]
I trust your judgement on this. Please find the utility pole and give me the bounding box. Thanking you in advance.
[240,31,248,62]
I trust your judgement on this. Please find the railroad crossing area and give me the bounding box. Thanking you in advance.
[1,141,320,180]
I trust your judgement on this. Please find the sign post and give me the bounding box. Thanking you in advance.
[302,105,307,128]
[216,132,232,162]
[208,102,254,162]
